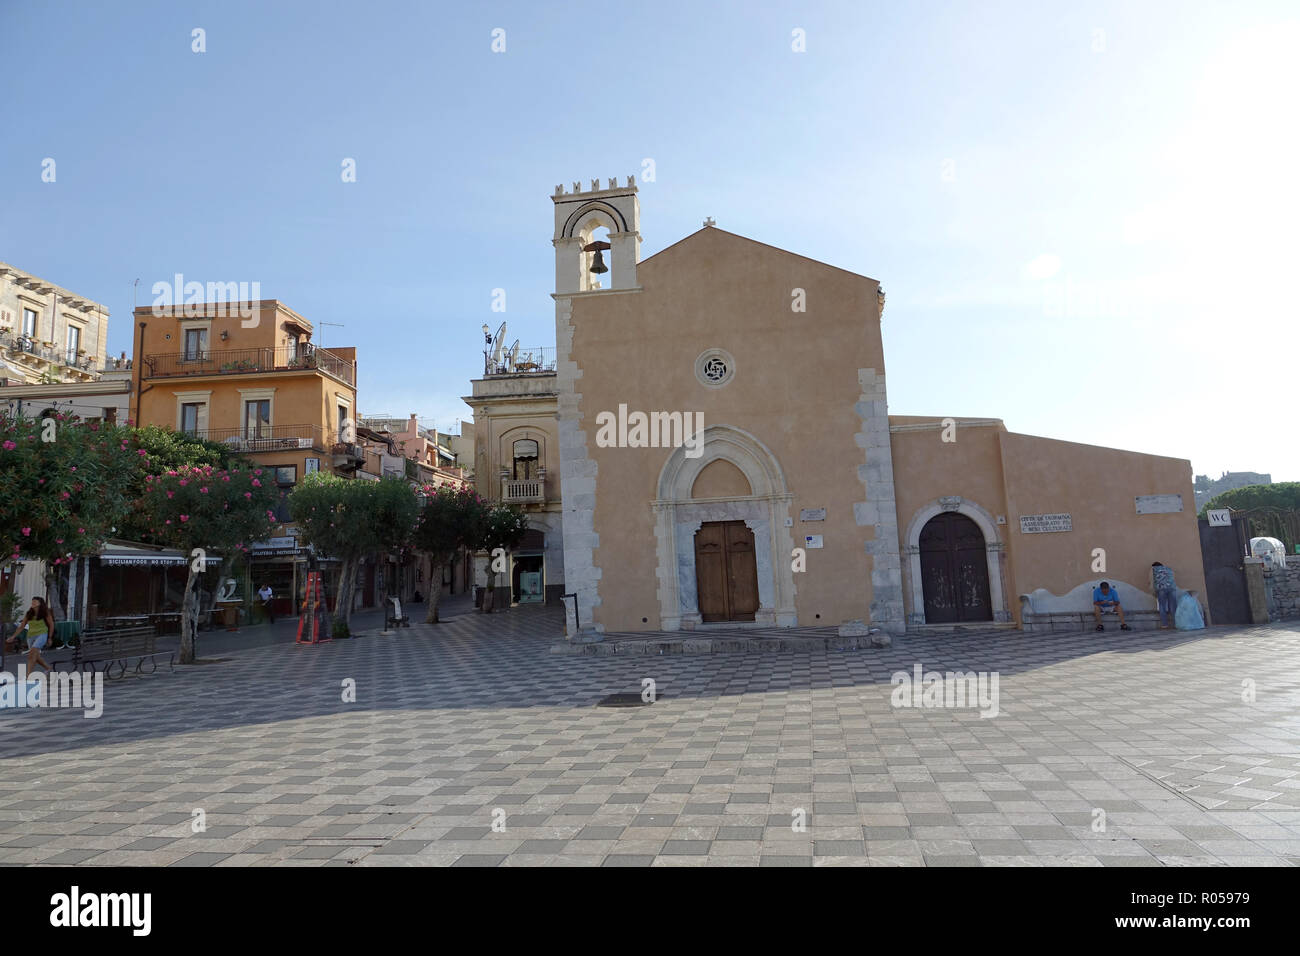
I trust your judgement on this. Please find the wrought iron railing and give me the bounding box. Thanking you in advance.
[142,344,355,386]
[1,333,98,373]
[484,346,556,376]
[182,423,331,454]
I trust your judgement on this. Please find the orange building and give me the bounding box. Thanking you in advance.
[131,299,363,617]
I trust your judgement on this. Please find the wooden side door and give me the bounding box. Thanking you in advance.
[695,523,730,622]
[724,521,759,622]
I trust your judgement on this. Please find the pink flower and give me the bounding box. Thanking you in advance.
[55,539,63,545]
[165,519,172,525]
[2,440,14,450]
[244,492,252,499]
[78,528,84,533]
[200,487,208,493]
[61,491,70,499]
[166,491,174,499]
[179,479,188,486]
[222,476,230,482]
[70,466,77,472]
[251,478,261,487]
[20,527,30,536]
[138,449,147,456]
[179,515,189,522]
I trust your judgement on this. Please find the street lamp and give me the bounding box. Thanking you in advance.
[482,323,491,375]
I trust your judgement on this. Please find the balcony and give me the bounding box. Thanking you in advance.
[502,477,545,505]
[182,424,331,454]
[142,345,355,387]
[1,333,100,380]
[333,441,366,470]
[484,346,556,377]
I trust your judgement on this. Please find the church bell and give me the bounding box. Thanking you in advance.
[583,239,611,275]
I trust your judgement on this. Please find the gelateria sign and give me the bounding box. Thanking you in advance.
[1019,513,1072,534]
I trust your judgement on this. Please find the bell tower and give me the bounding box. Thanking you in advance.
[552,177,641,293]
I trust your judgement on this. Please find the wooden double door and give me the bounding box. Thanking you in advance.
[694,520,760,623]
[919,512,993,624]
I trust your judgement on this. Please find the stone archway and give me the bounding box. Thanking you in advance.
[652,424,797,630]
[902,496,1011,626]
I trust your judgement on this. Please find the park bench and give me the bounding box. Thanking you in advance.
[56,625,173,679]
[1019,579,1198,633]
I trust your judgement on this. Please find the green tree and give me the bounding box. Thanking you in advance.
[1201,482,1300,515]
[139,464,280,662]
[0,411,138,616]
[289,474,419,634]
[479,505,531,613]
[1202,482,1300,551]
[411,486,489,623]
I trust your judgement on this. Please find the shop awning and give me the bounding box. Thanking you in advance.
[99,544,189,566]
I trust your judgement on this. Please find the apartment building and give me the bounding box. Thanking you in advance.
[0,261,110,387]
[132,299,361,616]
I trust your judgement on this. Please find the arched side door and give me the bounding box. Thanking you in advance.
[919,513,993,624]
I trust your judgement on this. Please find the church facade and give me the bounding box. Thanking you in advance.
[534,177,1206,635]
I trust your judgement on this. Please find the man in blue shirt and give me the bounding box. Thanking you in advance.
[1093,581,1130,631]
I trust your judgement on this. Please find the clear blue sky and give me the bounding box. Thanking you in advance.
[3,0,1297,481]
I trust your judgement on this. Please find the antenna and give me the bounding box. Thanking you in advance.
[318,321,344,347]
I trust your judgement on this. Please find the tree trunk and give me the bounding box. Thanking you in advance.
[44,565,68,622]
[425,558,444,623]
[179,562,200,664]
[335,556,353,635]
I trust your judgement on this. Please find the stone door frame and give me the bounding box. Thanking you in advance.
[652,424,797,631]
[903,495,1011,625]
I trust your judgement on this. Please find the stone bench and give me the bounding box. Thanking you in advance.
[1019,579,1198,633]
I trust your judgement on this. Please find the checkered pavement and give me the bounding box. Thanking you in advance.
[1,594,1298,867]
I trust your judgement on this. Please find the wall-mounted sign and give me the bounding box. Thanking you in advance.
[1019,513,1072,534]
[799,508,826,522]
[1206,509,1232,527]
[1135,494,1183,515]
[804,535,824,549]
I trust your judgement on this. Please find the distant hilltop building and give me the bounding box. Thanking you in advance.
[1195,471,1272,510]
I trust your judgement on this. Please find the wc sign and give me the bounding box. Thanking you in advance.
[1207,509,1232,527]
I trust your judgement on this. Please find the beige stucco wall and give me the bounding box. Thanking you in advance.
[568,227,887,632]
[889,419,1205,625]
[999,431,1206,612]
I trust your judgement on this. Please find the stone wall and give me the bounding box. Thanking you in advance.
[1263,561,1300,622]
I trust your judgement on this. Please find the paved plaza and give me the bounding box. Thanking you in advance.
[2,594,1299,867]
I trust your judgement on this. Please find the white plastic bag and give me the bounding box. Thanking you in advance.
[1174,592,1205,630]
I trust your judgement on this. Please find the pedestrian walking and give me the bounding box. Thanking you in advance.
[1151,561,1178,629]
[5,597,55,674]
[258,583,275,624]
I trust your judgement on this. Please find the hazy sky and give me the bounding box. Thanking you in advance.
[3,0,1296,480]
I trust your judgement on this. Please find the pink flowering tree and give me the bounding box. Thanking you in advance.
[0,411,138,616]
[140,465,280,663]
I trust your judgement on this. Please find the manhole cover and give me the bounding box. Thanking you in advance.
[596,693,663,707]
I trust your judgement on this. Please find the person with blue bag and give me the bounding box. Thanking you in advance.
[1150,562,1179,629]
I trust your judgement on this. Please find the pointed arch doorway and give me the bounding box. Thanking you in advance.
[919,512,993,623]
